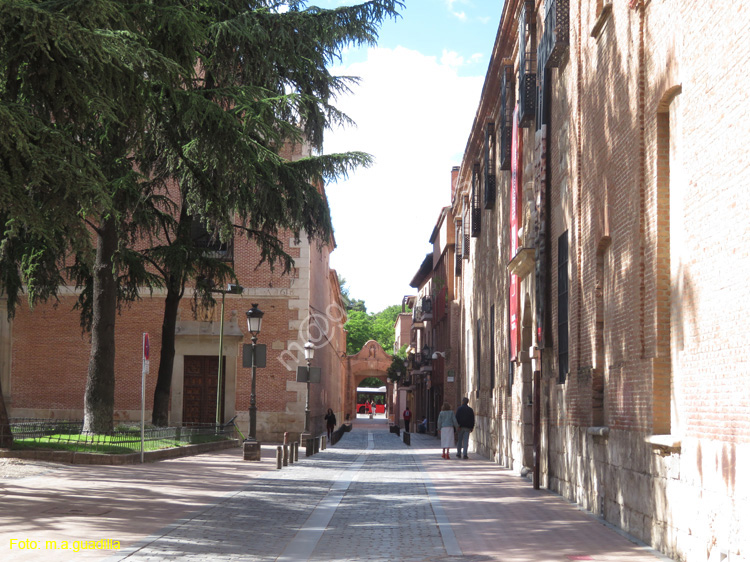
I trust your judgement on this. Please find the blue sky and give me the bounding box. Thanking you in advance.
[319,0,502,313]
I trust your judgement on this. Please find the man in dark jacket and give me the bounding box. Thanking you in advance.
[455,397,475,459]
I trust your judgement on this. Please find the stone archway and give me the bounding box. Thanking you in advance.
[344,340,392,421]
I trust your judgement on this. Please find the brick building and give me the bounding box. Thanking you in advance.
[0,142,348,444]
[403,203,461,434]
[445,1,750,561]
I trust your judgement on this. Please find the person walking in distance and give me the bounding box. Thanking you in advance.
[437,402,458,459]
[324,408,336,441]
[403,406,412,432]
[455,397,475,459]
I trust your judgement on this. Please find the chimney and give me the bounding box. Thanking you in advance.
[450,166,460,203]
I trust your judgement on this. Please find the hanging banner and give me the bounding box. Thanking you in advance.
[509,106,522,360]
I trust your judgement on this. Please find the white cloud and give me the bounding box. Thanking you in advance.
[324,46,483,312]
[440,49,465,69]
[452,10,467,21]
[469,52,484,64]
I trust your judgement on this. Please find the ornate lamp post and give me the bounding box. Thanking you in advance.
[245,303,264,441]
[303,340,314,434]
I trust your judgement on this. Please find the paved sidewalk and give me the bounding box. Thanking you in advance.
[1,419,674,562]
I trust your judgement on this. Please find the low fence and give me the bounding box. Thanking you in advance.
[1,418,236,453]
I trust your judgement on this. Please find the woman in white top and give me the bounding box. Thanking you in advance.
[436,402,458,459]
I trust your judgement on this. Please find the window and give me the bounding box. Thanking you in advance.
[455,220,463,276]
[463,196,471,258]
[557,232,569,383]
[471,164,481,236]
[500,65,514,171]
[191,218,233,262]
[484,123,496,209]
[490,305,496,389]
[475,318,482,391]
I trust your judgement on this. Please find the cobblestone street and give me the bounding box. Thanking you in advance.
[1,420,673,562]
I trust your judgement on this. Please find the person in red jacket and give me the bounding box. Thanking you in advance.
[402,406,412,432]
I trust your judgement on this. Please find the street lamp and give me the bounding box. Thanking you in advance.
[202,281,244,426]
[303,340,315,434]
[245,303,264,440]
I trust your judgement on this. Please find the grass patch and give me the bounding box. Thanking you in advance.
[12,432,230,455]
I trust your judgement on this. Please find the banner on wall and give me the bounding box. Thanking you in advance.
[510,106,522,360]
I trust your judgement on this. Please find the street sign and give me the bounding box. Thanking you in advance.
[242,344,267,368]
[296,366,321,383]
[142,333,150,374]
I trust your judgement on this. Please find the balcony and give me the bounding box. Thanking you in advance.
[541,0,569,69]
[508,247,536,278]
[518,0,536,128]
[412,296,433,324]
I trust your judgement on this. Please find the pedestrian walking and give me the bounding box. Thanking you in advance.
[436,402,458,459]
[403,406,412,432]
[324,408,336,441]
[455,397,475,459]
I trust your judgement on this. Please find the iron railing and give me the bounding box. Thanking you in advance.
[518,0,536,128]
[541,0,569,69]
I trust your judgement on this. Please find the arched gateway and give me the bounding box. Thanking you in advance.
[344,340,393,421]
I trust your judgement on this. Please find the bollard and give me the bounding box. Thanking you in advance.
[403,431,411,446]
[283,443,289,466]
[276,446,283,469]
[321,435,326,450]
[243,439,261,461]
[288,443,294,465]
[294,441,299,462]
[305,437,313,457]
[283,431,289,445]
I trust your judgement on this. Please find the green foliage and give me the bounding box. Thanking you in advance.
[359,377,382,388]
[386,344,408,383]
[344,303,402,355]
[344,309,372,355]
[0,0,404,432]
[372,304,401,352]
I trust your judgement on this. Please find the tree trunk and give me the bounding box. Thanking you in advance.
[0,387,12,449]
[83,217,118,434]
[152,283,181,426]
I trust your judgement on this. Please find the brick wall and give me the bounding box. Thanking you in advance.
[451,1,750,561]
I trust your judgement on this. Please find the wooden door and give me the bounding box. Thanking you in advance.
[182,355,225,424]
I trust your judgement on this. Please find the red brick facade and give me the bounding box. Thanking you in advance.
[1,142,347,444]
[447,1,750,561]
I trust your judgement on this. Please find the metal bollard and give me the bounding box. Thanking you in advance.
[283,443,289,466]
[321,435,326,450]
[294,441,299,462]
[276,446,283,469]
[283,431,289,445]
[288,443,294,465]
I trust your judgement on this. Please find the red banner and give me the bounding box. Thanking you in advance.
[510,106,522,360]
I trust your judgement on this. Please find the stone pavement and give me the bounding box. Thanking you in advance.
[1,418,675,562]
